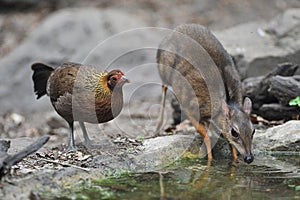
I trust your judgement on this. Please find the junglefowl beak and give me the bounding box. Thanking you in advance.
[121,75,130,83]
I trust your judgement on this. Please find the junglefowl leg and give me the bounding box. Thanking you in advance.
[79,121,93,148]
[67,121,77,152]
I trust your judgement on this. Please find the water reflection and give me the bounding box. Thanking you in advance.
[112,155,300,200]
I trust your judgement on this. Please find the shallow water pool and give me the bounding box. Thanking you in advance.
[43,154,300,200]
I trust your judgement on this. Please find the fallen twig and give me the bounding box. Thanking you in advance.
[0,136,50,179]
[39,158,90,172]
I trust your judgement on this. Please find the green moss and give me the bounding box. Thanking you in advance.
[167,155,203,168]
[137,136,145,142]
[41,179,116,200]
[41,171,135,200]
[106,170,132,179]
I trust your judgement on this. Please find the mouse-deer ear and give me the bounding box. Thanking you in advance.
[243,97,252,115]
[221,100,230,119]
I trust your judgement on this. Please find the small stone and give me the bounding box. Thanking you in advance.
[77,155,91,161]
[76,152,83,157]
[10,113,25,126]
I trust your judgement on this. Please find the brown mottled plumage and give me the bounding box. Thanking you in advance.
[156,24,255,164]
[32,62,129,151]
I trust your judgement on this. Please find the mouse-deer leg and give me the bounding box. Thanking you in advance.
[229,143,238,161]
[190,118,213,160]
[155,84,168,133]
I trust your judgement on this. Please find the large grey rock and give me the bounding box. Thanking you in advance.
[253,120,300,151]
[215,9,300,79]
[133,134,199,171]
[0,8,167,115]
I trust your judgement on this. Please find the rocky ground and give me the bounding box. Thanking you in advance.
[0,0,300,199]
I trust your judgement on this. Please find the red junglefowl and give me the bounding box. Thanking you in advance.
[31,62,129,152]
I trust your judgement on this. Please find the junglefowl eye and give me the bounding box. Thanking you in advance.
[231,128,239,138]
[112,77,117,81]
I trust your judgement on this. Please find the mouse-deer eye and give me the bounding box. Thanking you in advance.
[231,128,239,138]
